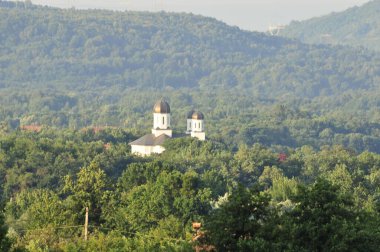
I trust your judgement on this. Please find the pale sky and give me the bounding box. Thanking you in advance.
[30,0,371,31]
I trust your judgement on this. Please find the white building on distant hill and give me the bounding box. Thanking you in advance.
[187,111,206,141]
[129,99,205,156]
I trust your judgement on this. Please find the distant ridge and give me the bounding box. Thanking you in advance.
[0,1,378,99]
[283,0,380,51]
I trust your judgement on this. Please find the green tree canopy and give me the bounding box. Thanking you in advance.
[204,185,273,251]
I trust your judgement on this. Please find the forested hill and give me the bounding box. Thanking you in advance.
[283,0,380,51]
[0,2,286,91]
[1,2,380,153]
[0,2,378,96]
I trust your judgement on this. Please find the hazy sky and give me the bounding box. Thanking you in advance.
[31,0,371,31]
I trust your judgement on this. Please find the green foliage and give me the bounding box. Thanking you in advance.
[284,0,380,51]
[270,177,298,202]
[6,189,67,229]
[63,161,110,226]
[0,130,379,250]
[325,164,353,194]
[0,3,379,250]
[0,207,11,252]
[287,178,380,251]
[124,169,212,234]
[205,185,272,251]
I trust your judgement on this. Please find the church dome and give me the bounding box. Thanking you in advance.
[187,109,195,119]
[153,99,170,113]
[192,111,204,120]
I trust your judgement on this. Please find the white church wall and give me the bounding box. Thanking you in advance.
[131,145,154,156]
[131,145,166,156]
[152,129,172,137]
[153,145,166,154]
[191,131,206,141]
[192,119,204,132]
[153,113,171,129]
[186,118,192,134]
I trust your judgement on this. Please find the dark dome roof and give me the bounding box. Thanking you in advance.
[192,111,204,120]
[187,109,195,119]
[153,99,170,113]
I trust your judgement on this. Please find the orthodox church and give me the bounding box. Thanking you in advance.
[129,99,205,156]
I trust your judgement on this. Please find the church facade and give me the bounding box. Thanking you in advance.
[129,99,205,156]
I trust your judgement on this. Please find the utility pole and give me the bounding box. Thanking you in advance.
[84,207,89,241]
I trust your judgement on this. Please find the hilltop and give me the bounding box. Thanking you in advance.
[0,2,378,95]
[283,0,380,51]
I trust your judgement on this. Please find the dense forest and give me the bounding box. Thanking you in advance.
[0,129,379,251]
[0,2,380,153]
[0,2,380,251]
[284,0,380,51]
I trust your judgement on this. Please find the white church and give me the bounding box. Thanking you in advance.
[129,99,206,156]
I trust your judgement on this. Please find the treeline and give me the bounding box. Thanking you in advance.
[283,0,380,51]
[0,129,379,250]
[0,2,378,95]
[5,91,380,154]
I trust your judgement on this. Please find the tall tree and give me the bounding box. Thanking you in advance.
[288,178,380,251]
[204,185,273,251]
[63,161,110,225]
[0,207,11,252]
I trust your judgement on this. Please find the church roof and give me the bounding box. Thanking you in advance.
[192,111,204,120]
[129,133,170,146]
[187,109,195,119]
[153,99,170,114]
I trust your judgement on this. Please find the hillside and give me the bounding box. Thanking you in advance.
[0,2,378,94]
[0,2,380,152]
[283,0,380,51]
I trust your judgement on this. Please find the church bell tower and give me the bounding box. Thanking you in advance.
[152,99,172,137]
